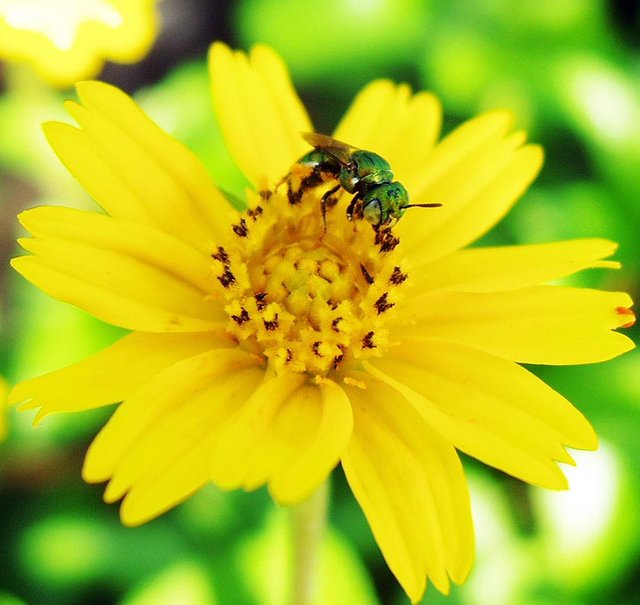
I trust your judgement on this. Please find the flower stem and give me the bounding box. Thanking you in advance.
[289,480,329,605]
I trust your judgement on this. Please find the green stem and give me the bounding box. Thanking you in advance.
[289,480,329,605]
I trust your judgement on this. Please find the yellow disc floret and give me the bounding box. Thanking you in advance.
[211,173,409,376]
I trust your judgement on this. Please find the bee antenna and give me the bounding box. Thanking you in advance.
[401,203,443,209]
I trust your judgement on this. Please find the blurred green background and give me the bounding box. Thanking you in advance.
[1,1,639,604]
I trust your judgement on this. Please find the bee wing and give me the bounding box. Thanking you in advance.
[301,132,358,165]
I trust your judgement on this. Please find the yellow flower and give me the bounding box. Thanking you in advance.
[9,43,635,602]
[0,0,158,87]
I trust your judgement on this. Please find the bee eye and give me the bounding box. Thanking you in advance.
[363,199,382,225]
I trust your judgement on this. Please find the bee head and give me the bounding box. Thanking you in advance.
[361,182,410,227]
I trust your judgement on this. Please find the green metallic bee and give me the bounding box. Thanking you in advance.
[296,132,441,230]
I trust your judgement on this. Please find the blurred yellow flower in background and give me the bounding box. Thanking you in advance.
[0,0,159,87]
[9,42,635,602]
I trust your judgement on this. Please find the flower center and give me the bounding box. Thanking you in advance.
[211,170,408,376]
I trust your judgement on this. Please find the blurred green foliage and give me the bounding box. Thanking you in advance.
[1,0,639,603]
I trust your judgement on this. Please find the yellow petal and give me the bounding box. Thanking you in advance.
[234,383,321,494]
[333,80,407,145]
[44,94,234,253]
[43,121,150,224]
[13,211,226,333]
[397,112,543,260]
[365,337,600,489]
[399,286,635,364]
[83,349,261,487]
[405,110,513,196]
[209,42,312,187]
[49,83,232,251]
[268,378,353,504]
[9,332,231,422]
[208,373,352,502]
[209,373,305,490]
[333,81,442,183]
[341,374,474,602]
[18,206,214,293]
[73,81,232,245]
[115,364,264,526]
[119,425,212,526]
[411,239,620,294]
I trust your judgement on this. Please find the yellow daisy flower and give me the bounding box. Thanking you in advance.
[0,0,158,87]
[9,42,635,602]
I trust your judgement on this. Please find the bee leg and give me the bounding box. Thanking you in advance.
[346,191,363,222]
[277,161,317,205]
[275,169,295,203]
[321,184,341,234]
